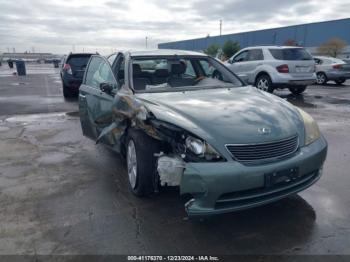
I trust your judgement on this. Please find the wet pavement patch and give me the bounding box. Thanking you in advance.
[10,82,27,86]
[37,152,71,165]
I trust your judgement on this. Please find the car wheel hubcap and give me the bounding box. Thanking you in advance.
[317,74,325,84]
[127,140,137,189]
[257,78,269,91]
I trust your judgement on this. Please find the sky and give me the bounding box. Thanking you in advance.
[0,0,349,55]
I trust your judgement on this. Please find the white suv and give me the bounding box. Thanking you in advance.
[225,46,316,94]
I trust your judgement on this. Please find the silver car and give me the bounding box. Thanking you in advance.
[225,46,316,94]
[314,56,350,85]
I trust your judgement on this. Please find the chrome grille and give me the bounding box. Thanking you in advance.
[226,135,299,164]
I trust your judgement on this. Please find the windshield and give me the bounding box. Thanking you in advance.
[131,56,243,92]
[269,48,312,61]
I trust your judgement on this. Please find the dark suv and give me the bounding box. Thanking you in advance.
[60,53,94,97]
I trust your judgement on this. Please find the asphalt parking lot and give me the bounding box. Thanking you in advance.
[0,64,349,255]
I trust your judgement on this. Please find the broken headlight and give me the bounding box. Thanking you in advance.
[296,107,320,146]
[185,136,205,155]
[185,136,222,161]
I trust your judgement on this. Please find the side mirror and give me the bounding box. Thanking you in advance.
[100,82,114,95]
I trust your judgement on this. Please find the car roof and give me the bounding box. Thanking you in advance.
[128,49,207,57]
[244,45,303,50]
[314,56,345,62]
[67,53,95,56]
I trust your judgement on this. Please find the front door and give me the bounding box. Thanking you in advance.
[227,50,249,79]
[79,55,118,143]
[245,49,264,84]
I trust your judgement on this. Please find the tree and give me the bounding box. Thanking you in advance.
[204,44,220,57]
[222,40,240,61]
[284,39,299,46]
[317,37,347,57]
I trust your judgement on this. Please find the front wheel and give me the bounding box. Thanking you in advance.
[126,129,160,197]
[289,86,306,95]
[255,75,274,93]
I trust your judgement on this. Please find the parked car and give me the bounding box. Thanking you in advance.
[314,56,350,85]
[60,53,94,97]
[224,46,316,94]
[78,49,327,216]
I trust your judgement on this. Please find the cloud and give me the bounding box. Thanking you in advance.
[0,0,348,54]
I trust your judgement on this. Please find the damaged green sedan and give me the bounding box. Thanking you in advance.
[78,50,327,216]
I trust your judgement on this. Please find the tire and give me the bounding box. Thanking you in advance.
[255,74,274,93]
[316,72,327,85]
[289,86,307,95]
[335,79,346,85]
[63,84,72,98]
[126,129,160,197]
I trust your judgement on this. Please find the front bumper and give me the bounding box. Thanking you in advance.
[180,136,327,217]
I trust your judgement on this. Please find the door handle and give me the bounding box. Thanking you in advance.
[79,94,86,99]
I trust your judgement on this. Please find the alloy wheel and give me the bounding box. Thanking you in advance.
[257,78,269,91]
[127,140,137,189]
[316,73,326,84]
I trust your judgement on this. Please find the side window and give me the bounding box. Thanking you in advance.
[85,56,116,89]
[314,58,322,65]
[107,54,117,65]
[184,60,196,77]
[233,51,248,63]
[85,56,103,89]
[199,60,214,77]
[199,59,229,82]
[248,49,264,61]
[99,62,115,84]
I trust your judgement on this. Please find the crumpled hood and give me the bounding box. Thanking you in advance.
[136,86,304,150]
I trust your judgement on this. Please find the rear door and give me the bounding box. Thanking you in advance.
[79,55,118,142]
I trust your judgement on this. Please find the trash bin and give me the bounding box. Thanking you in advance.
[53,59,59,68]
[15,60,26,76]
[8,60,14,68]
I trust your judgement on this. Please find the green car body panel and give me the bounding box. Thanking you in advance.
[79,50,327,216]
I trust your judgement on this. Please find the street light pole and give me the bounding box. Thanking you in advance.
[145,36,148,49]
[220,20,222,36]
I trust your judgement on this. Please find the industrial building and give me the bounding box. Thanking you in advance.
[158,18,350,58]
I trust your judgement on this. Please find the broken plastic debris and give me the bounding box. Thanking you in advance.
[157,155,185,186]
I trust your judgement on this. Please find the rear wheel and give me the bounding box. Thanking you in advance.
[255,74,274,93]
[63,84,72,98]
[289,86,307,95]
[316,72,327,85]
[335,79,346,85]
[126,129,160,197]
